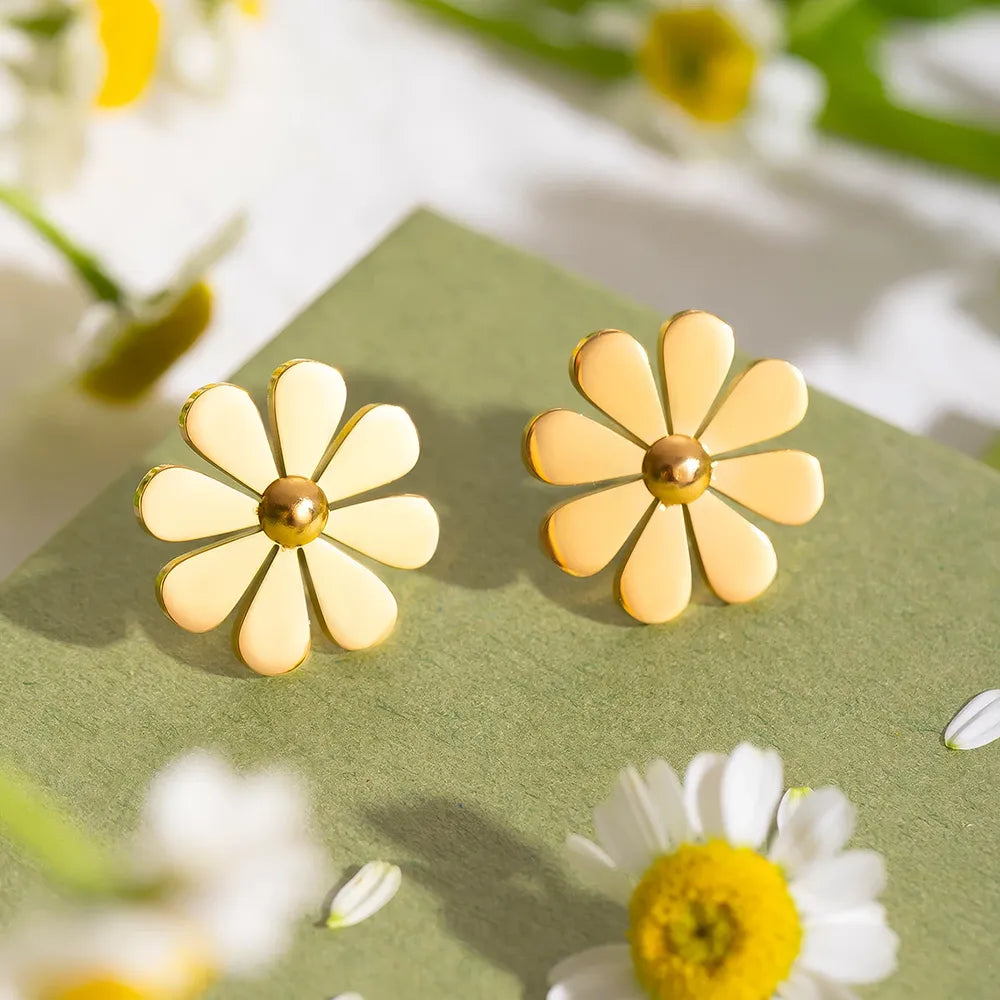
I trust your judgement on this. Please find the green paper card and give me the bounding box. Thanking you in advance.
[0,211,997,996]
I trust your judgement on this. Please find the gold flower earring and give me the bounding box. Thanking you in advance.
[523,311,823,623]
[136,360,439,675]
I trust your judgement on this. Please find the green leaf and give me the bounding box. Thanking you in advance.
[0,764,123,898]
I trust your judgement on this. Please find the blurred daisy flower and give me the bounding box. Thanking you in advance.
[0,751,327,998]
[589,0,826,160]
[0,182,241,401]
[551,743,897,1000]
[1,0,161,189]
[1,908,210,1000]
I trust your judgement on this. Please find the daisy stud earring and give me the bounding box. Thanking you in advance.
[523,311,823,623]
[135,360,439,675]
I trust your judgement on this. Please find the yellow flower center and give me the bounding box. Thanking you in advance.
[642,435,711,505]
[79,281,214,403]
[94,0,161,109]
[629,841,801,1000]
[237,0,264,16]
[259,476,329,547]
[39,965,211,1000]
[638,8,758,124]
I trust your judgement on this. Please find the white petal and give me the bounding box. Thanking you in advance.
[791,850,886,917]
[331,995,364,1000]
[316,404,419,503]
[644,759,692,846]
[777,787,813,831]
[158,531,274,633]
[136,465,260,541]
[326,862,401,929]
[722,743,783,848]
[565,835,632,904]
[745,55,827,164]
[303,537,398,650]
[770,788,856,875]
[548,944,641,1000]
[944,689,1000,750]
[778,969,860,1000]
[324,495,439,568]
[235,547,310,675]
[181,383,279,494]
[683,752,727,838]
[593,766,667,877]
[800,911,899,984]
[269,360,347,479]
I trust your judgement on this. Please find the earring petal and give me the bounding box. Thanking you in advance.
[181,383,278,493]
[316,404,419,504]
[660,311,734,437]
[571,329,667,446]
[269,360,347,479]
[616,503,692,623]
[524,409,645,485]
[158,531,274,633]
[303,537,398,650]
[324,495,439,569]
[136,465,260,541]
[543,480,655,577]
[235,547,311,675]
[711,450,824,525]
[697,359,807,456]
[688,492,777,603]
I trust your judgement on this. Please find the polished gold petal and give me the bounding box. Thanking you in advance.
[543,479,655,577]
[268,359,347,479]
[324,495,439,569]
[303,537,398,650]
[316,404,419,504]
[523,409,645,485]
[136,465,260,542]
[235,547,310,675]
[711,450,824,525]
[697,359,808,456]
[571,329,668,446]
[180,383,279,494]
[158,531,274,633]
[660,310,734,437]
[688,492,777,603]
[616,503,692,623]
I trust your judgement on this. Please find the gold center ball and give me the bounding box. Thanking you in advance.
[259,476,329,547]
[642,434,711,505]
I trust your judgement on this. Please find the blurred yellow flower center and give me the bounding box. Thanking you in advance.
[259,476,329,547]
[79,281,214,404]
[41,967,210,1000]
[642,435,711,505]
[94,0,161,108]
[629,841,801,1000]
[238,0,264,15]
[639,8,758,124]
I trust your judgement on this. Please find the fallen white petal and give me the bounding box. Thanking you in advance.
[777,786,814,831]
[326,862,401,929]
[944,689,1000,750]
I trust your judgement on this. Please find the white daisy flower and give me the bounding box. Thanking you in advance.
[944,689,1000,750]
[589,0,826,162]
[130,751,327,976]
[0,906,210,1000]
[551,744,897,1000]
[326,861,402,929]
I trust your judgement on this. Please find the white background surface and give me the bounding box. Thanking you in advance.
[0,0,998,579]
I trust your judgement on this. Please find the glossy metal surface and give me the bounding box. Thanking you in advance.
[523,409,644,485]
[616,503,692,624]
[259,475,329,547]
[324,495,439,568]
[711,450,824,525]
[641,434,711,505]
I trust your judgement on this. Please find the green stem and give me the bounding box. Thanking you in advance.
[0,764,125,898]
[820,88,1000,183]
[404,0,634,78]
[0,185,124,305]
